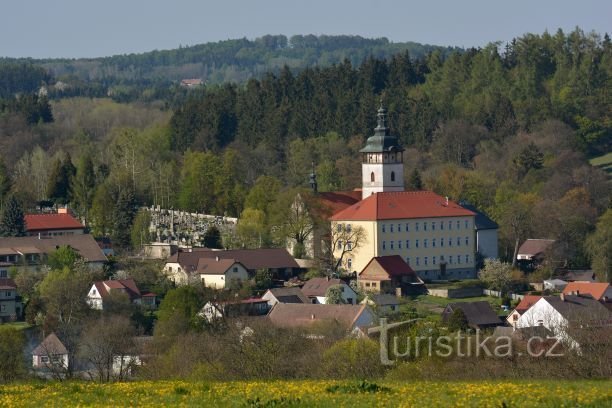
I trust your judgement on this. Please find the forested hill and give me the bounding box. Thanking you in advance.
[2,35,460,85]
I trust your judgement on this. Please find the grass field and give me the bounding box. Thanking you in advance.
[1,379,610,407]
[590,151,612,178]
[400,294,503,318]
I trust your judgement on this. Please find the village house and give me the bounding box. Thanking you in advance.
[199,298,269,323]
[442,301,502,330]
[87,279,156,310]
[458,202,499,260]
[516,239,555,270]
[0,278,22,322]
[24,209,85,237]
[506,295,542,328]
[0,234,107,272]
[32,333,69,370]
[301,277,357,305]
[164,248,300,284]
[261,287,309,307]
[543,279,568,291]
[197,258,249,289]
[357,255,423,296]
[361,293,400,315]
[562,282,612,302]
[516,294,612,349]
[267,303,377,332]
[553,269,596,283]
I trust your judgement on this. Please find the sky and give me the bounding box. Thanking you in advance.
[0,0,609,59]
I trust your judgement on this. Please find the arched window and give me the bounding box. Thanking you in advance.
[370,172,375,182]
[390,171,395,182]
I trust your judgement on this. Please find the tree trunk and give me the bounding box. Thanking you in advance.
[512,237,520,268]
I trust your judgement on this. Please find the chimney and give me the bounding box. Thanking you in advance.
[445,196,449,206]
[215,256,220,262]
[560,293,565,302]
[575,290,579,296]
[326,276,330,281]
[38,233,41,240]
[311,314,315,320]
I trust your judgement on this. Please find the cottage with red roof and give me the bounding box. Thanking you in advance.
[506,295,542,328]
[25,209,84,237]
[357,255,423,296]
[86,279,156,310]
[562,282,612,302]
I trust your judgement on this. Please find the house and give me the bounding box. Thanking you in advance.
[516,295,612,348]
[0,262,10,278]
[196,258,249,289]
[87,279,155,310]
[199,298,269,322]
[112,336,152,377]
[562,282,612,302]
[261,287,309,307]
[516,239,555,267]
[164,248,300,285]
[458,202,499,260]
[267,303,376,332]
[361,293,400,314]
[32,333,68,369]
[95,237,114,257]
[442,301,502,330]
[329,106,478,279]
[180,78,203,88]
[0,234,107,271]
[357,255,423,296]
[301,277,357,304]
[543,279,568,291]
[143,242,177,259]
[554,269,596,283]
[506,295,542,328]
[25,209,85,237]
[0,278,22,322]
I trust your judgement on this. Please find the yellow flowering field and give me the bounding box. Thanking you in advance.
[1,379,610,407]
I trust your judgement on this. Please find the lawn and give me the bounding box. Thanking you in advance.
[400,294,504,317]
[1,322,32,331]
[1,379,610,407]
[590,152,612,178]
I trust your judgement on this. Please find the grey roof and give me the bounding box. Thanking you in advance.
[267,303,372,329]
[366,294,400,306]
[445,301,501,328]
[0,234,107,263]
[32,333,67,356]
[554,269,596,282]
[168,248,299,273]
[359,106,404,153]
[459,203,498,230]
[266,287,309,304]
[301,277,353,298]
[545,295,611,323]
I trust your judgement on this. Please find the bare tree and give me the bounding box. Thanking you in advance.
[327,221,367,274]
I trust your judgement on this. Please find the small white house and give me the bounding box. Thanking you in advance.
[86,279,155,310]
[516,295,612,348]
[543,279,568,291]
[32,333,68,369]
[198,258,249,289]
[301,277,357,305]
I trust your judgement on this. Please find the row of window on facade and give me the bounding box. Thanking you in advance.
[382,220,471,233]
[405,254,471,266]
[382,236,470,250]
[369,171,397,182]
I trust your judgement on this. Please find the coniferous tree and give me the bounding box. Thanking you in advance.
[112,187,137,249]
[0,158,11,209]
[0,196,26,237]
[203,226,222,249]
[71,154,96,218]
[408,168,423,190]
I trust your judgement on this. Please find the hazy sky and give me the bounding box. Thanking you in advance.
[1,0,609,58]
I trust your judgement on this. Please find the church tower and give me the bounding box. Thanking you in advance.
[360,104,405,199]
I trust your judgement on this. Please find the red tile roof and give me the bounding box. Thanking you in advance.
[562,282,610,301]
[25,213,84,232]
[94,279,141,301]
[515,295,542,314]
[317,191,361,216]
[330,191,475,221]
[0,278,16,290]
[361,255,418,280]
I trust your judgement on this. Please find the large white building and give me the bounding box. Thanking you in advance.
[331,105,481,279]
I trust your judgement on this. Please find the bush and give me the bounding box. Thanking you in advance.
[0,326,26,382]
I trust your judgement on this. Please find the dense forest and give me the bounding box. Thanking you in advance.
[0,28,610,279]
